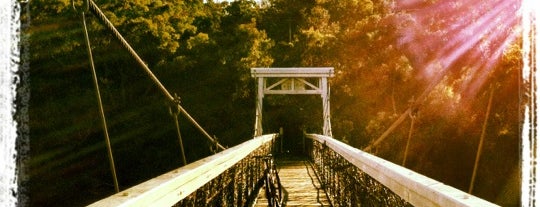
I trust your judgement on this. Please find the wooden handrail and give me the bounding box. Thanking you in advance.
[306,134,499,207]
[88,134,277,207]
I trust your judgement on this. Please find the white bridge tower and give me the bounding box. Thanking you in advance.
[251,67,334,137]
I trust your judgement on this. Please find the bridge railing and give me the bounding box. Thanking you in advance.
[89,134,278,207]
[305,134,499,207]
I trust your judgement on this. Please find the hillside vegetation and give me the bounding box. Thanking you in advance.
[24,0,521,206]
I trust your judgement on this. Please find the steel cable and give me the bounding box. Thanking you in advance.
[86,0,225,151]
[363,76,444,152]
[169,102,187,166]
[79,7,120,192]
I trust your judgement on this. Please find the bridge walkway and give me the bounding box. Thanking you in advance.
[254,156,331,207]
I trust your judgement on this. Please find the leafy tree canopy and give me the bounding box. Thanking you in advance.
[26,0,521,206]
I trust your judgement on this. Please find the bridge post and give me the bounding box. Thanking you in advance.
[321,78,332,137]
[254,77,264,136]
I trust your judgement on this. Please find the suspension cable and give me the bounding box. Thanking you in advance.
[363,75,444,152]
[468,86,494,194]
[401,109,416,167]
[86,0,225,151]
[169,95,187,166]
[75,0,120,192]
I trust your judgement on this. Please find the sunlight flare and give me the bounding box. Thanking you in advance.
[393,0,521,98]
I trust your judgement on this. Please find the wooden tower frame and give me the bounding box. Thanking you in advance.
[251,67,334,137]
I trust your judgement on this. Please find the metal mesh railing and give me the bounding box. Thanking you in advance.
[88,134,278,207]
[305,134,499,207]
[174,140,273,207]
[308,139,412,207]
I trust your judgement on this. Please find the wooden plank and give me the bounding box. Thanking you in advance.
[253,157,331,207]
[263,89,323,95]
[306,134,500,207]
[251,67,334,78]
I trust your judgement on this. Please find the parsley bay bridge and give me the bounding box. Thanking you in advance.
[74,1,499,206]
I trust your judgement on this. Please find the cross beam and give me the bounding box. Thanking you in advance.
[251,67,334,137]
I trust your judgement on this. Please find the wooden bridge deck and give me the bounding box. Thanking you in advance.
[253,156,331,207]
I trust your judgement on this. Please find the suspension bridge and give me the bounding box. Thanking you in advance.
[86,67,498,207]
[75,1,499,206]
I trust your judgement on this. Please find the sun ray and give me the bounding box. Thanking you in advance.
[393,0,521,99]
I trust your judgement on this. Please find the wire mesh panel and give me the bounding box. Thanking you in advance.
[88,134,278,207]
[308,139,413,207]
[306,134,499,207]
[174,138,273,207]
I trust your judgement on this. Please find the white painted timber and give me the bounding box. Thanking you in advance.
[88,134,277,207]
[251,67,334,136]
[305,134,499,207]
[251,67,334,77]
[263,89,323,95]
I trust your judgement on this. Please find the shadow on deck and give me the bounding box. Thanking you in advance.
[253,155,331,207]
